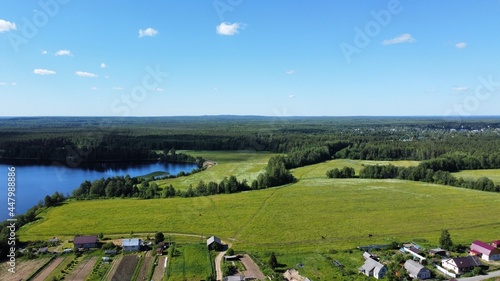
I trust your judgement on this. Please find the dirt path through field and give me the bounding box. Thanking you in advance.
[32,257,65,281]
[136,254,153,281]
[68,256,98,281]
[151,256,166,281]
[105,255,122,281]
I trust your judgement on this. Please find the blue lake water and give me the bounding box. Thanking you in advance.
[0,161,197,221]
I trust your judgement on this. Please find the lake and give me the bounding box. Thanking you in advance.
[0,161,198,221]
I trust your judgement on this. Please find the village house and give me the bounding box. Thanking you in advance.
[441,256,482,275]
[122,238,142,252]
[404,260,431,279]
[359,257,387,279]
[470,240,500,261]
[491,240,500,248]
[428,248,448,258]
[73,235,98,249]
[207,236,223,251]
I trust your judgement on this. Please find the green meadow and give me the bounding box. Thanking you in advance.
[167,243,212,281]
[156,151,278,190]
[291,159,420,179]
[452,169,500,184]
[18,152,500,279]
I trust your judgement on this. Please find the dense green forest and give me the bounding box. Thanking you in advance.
[1,116,499,165]
[1,116,500,259]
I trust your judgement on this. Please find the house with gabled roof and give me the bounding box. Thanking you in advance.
[359,257,387,279]
[441,256,482,275]
[73,235,98,249]
[207,236,223,251]
[122,238,142,252]
[470,240,500,261]
[491,240,500,248]
[404,260,431,279]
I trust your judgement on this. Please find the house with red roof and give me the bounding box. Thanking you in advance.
[491,240,500,248]
[73,235,98,249]
[470,240,500,261]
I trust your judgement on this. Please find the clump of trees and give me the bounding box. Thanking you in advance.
[326,167,355,178]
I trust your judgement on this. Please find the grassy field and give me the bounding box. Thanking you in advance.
[167,243,212,281]
[18,154,500,280]
[156,151,278,190]
[292,159,420,179]
[452,169,500,184]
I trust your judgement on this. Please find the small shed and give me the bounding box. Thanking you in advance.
[122,238,142,252]
[207,236,223,251]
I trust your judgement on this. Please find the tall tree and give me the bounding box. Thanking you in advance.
[439,229,453,250]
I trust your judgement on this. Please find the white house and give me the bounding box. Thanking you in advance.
[470,240,500,261]
[359,257,387,279]
[122,238,142,252]
[404,260,431,279]
[441,256,481,275]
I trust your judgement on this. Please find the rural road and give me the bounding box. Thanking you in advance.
[456,270,500,281]
[215,240,232,281]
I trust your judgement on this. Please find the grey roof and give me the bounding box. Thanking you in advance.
[207,236,222,246]
[404,260,427,276]
[122,238,141,247]
[360,257,386,277]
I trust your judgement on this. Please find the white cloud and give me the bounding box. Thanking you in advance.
[75,71,98,78]
[285,70,295,75]
[113,86,124,90]
[90,87,98,91]
[100,63,106,68]
[11,82,17,86]
[55,49,72,56]
[151,87,165,92]
[383,33,416,45]
[34,68,56,75]
[41,50,48,55]
[216,22,243,36]
[452,86,469,92]
[139,27,158,38]
[288,94,295,98]
[0,19,16,32]
[455,42,467,49]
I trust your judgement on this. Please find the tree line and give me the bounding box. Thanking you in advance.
[358,164,499,192]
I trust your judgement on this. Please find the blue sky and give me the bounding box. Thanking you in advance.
[1,0,499,116]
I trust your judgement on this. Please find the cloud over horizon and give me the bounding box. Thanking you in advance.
[139,27,158,38]
[216,22,243,36]
[383,33,416,45]
[34,69,56,75]
[75,71,98,78]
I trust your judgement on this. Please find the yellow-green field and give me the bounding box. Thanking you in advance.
[291,159,420,179]
[452,169,500,184]
[156,151,278,190]
[17,153,500,280]
[20,159,500,251]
